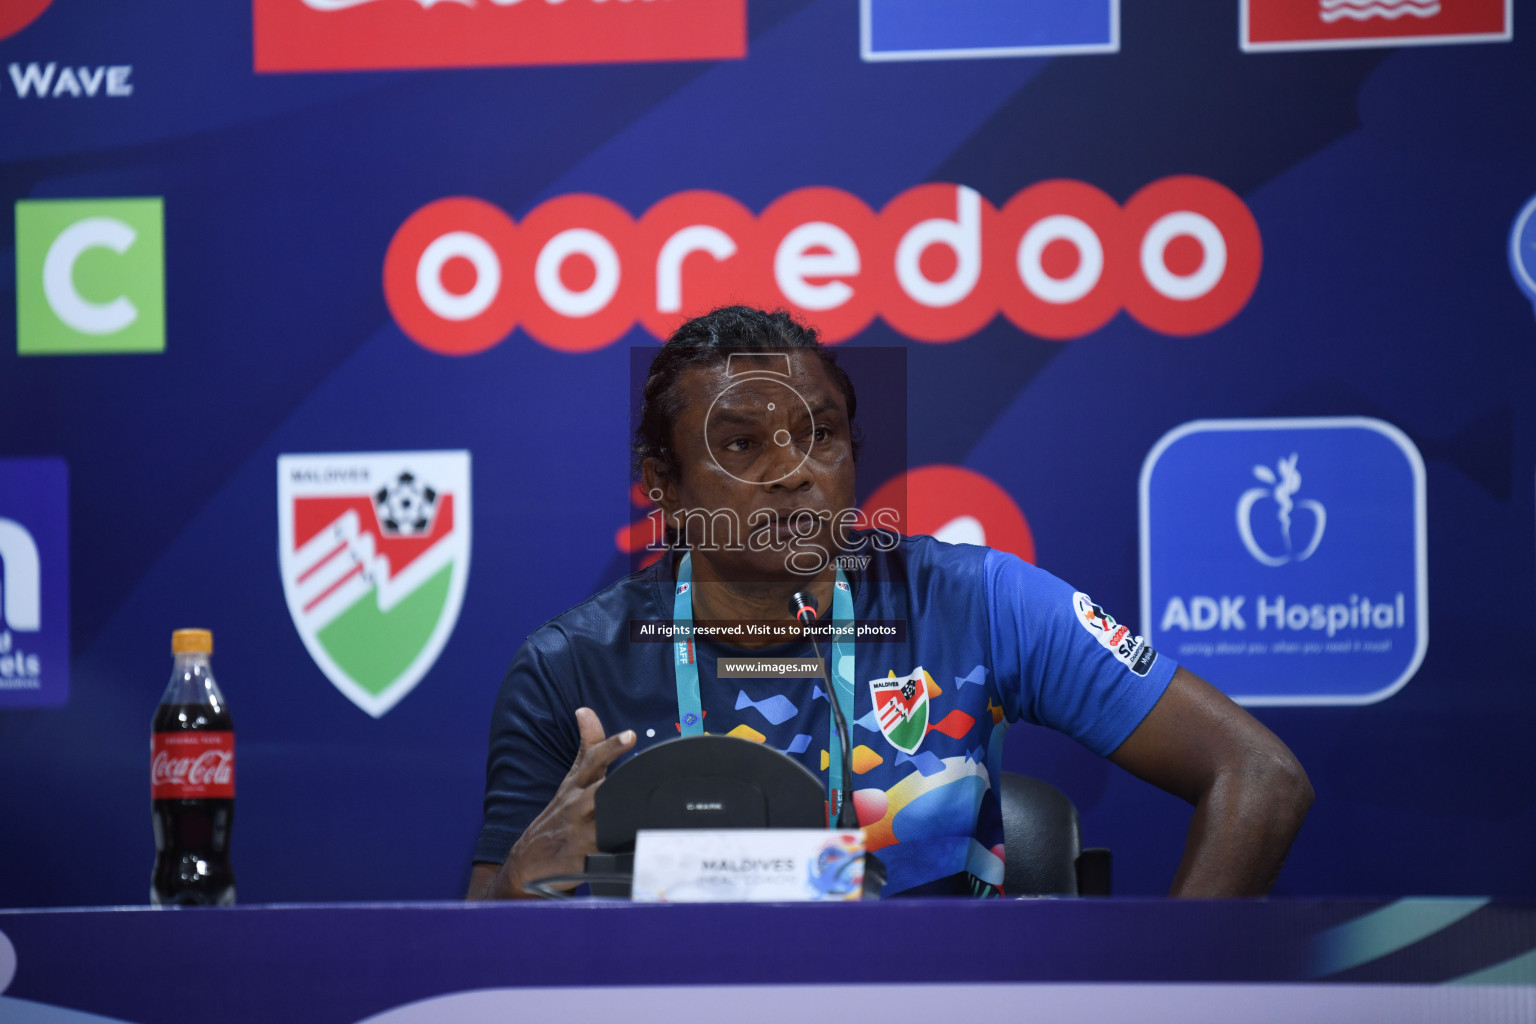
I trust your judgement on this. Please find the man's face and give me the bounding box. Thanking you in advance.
[650,351,856,582]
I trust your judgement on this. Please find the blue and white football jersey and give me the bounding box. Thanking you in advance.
[478,535,1176,896]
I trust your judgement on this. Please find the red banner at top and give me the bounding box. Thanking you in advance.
[1243,0,1510,51]
[253,0,746,73]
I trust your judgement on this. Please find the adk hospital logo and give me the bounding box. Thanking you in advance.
[1140,418,1427,705]
[1236,453,1326,568]
[278,452,470,717]
[0,459,69,709]
[1511,191,1536,320]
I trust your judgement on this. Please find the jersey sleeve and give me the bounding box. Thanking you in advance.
[985,549,1176,757]
[474,627,583,866]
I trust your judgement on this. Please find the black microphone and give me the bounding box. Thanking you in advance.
[792,592,820,626]
[789,591,858,830]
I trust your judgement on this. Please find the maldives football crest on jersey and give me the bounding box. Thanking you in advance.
[870,667,931,755]
[278,451,471,717]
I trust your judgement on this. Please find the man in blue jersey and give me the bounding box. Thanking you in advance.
[468,306,1312,900]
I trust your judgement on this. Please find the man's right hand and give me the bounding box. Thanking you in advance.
[471,707,635,900]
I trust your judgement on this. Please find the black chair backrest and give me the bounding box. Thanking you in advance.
[999,772,1081,896]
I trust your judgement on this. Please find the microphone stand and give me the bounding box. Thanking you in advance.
[790,591,885,897]
[790,594,857,829]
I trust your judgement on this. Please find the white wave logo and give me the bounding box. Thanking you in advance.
[1236,454,1326,567]
[1318,0,1440,23]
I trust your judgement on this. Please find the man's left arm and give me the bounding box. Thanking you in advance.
[1107,665,1313,897]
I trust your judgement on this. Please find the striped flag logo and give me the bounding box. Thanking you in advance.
[869,667,931,755]
[278,451,471,717]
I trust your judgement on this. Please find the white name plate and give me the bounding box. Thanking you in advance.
[631,829,867,903]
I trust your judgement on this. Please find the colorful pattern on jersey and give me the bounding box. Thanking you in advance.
[691,643,1009,895]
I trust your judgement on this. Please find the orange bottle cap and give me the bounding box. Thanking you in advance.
[171,629,213,655]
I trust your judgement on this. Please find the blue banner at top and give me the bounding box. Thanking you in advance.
[861,0,1118,61]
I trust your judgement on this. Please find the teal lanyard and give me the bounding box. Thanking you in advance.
[673,552,856,818]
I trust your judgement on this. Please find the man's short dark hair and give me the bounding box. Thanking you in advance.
[632,306,860,481]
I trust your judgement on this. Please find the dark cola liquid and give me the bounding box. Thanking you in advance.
[152,702,235,906]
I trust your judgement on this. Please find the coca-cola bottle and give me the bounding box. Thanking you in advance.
[151,628,236,906]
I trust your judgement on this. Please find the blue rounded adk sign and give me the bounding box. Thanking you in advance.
[1139,418,1426,705]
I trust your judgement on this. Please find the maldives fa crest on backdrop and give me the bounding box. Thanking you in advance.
[277,451,470,717]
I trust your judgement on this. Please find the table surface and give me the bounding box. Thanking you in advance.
[1,898,1534,1024]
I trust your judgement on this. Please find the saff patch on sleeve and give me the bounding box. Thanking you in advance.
[1073,592,1158,677]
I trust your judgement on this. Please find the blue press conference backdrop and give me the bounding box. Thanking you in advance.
[1,0,1533,906]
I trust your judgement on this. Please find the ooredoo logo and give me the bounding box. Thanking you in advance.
[253,0,746,73]
[0,0,52,41]
[384,177,1262,355]
[861,465,1035,564]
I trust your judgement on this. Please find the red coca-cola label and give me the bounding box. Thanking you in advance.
[151,731,235,799]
